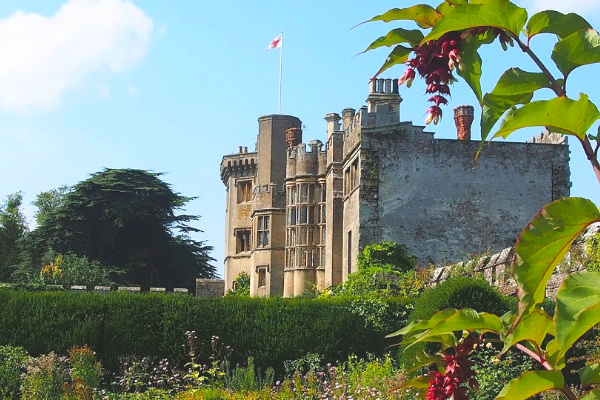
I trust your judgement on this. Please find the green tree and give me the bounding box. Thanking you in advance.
[227,271,250,296]
[32,185,70,227]
[362,1,600,399]
[22,169,216,288]
[0,192,28,281]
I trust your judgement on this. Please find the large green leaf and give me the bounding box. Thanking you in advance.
[501,310,553,354]
[579,364,600,386]
[495,370,565,400]
[362,5,441,29]
[552,29,600,77]
[361,28,424,54]
[373,45,413,79]
[406,350,445,373]
[493,93,600,141]
[526,11,591,41]
[456,37,484,104]
[390,308,502,348]
[580,387,600,399]
[392,374,431,398]
[547,272,600,368]
[481,68,554,141]
[513,198,600,330]
[388,308,458,338]
[422,0,527,43]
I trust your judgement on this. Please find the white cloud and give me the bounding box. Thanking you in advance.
[517,0,600,16]
[0,0,153,111]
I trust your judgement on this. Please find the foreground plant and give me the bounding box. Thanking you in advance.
[362,0,600,399]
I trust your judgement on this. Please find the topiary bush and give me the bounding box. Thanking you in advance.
[410,277,513,321]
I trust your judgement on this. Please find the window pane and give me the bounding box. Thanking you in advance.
[300,206,307,224]
[301,184,308,202]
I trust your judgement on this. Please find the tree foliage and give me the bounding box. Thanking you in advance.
[0,192,28,281]
[22,169,215,288]
[32,185,71,227]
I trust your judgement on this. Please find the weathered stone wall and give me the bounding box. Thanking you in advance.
[431,223,599,297]
[362,127,570,265]
[196,279,225,298]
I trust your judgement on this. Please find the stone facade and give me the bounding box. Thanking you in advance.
[220,80,571,297]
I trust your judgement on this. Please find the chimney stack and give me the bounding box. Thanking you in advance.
[324,113,341,138]
[454,105,474,140]
[286,127,302,148]
[342,108,355,131]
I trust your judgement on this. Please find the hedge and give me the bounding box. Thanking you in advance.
[0,290,412,375]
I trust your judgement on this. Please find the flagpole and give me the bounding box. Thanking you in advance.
[278,30,283,115]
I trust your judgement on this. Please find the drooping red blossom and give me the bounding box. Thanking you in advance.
[398,31,463,125]
[426,339,478,400]
[399,67,416,87]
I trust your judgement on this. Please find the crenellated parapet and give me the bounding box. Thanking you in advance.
[220,146,258,185]
[286,140,326,180]
[341,79,405,158]
[527,128,568,145]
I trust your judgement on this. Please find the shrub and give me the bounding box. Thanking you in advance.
[224,357,274,393]
[357,242,416,273]
[39,252,114,288]
[0,345,28,399]
[21,352,69,400]
[226,272,250,297]
[64,345,102,400]
[410,277,512,321]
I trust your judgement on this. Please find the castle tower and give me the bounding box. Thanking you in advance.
[220,146,258,293]
[283,137,326,297]
[251,115,302,296]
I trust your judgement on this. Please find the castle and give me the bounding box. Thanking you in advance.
[220,79,570,297]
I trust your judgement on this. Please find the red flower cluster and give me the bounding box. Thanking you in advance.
[426,340,478,400]
[398,32,463,125]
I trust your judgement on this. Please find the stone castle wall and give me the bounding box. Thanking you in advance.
[359,128,570,265]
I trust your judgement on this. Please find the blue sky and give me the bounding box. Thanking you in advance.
[1,0,600,277]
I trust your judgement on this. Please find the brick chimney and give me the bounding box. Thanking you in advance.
[286,127,302,148]
[454,105,474,140]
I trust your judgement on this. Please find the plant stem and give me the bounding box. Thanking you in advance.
[512,34,600,188]
[512,35,564,97]
[515,343,577,400]
[579,137,600,187]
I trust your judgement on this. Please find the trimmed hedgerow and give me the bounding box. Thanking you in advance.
[410,277,513,321]
[0,289,412,375]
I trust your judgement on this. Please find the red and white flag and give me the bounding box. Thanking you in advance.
[267,34,282,51]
